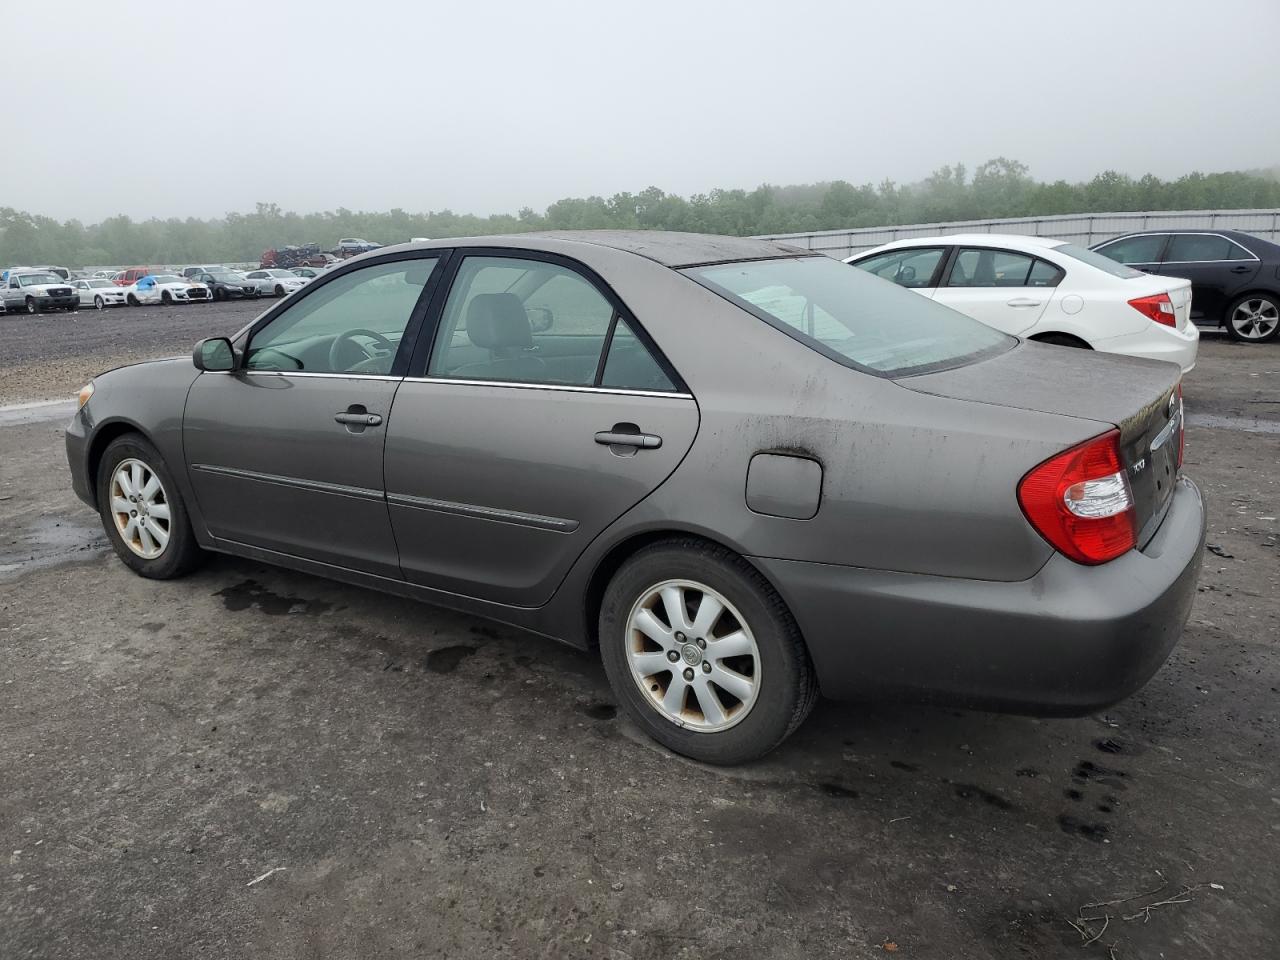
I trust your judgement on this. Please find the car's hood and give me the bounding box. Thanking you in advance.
[16,283,70,293]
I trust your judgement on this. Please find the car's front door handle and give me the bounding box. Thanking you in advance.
[1006,298,1042,308]
[595,430,662,450]
[334,407,383,435]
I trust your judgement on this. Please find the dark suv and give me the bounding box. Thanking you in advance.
[1092,229,1280,343]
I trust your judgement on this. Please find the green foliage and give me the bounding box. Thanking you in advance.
[3,161,1279,268]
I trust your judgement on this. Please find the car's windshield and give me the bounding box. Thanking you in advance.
[1052,243,1144,279]
[208,271,244,281]
[87,279,114,288]
[152,275,182,284]
[683,256,1013,378]
[18,273,61,286]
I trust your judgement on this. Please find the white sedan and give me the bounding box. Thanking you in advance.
[245,269,309,297]
[123,274,212,306]
[847,234,1198,371]
[72,278,129,309]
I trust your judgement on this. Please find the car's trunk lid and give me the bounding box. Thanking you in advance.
[898,340,1183,546]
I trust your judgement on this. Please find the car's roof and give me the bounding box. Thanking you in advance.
[856,234,1068,257]
[391,230,815,269]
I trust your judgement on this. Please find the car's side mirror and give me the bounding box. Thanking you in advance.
[527,306,554,333]
[193,337,237,372]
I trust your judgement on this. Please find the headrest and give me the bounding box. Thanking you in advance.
[467,293,533,350]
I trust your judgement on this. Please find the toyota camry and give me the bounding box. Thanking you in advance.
[66,232,1205,764]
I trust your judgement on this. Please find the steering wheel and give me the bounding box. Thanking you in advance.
[328,328,394,373]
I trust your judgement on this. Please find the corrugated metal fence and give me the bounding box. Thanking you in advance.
[755,208,1280,259]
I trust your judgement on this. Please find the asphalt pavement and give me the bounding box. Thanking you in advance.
[0,314,1277,959]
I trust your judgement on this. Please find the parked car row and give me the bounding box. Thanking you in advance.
[0,263,324,313]
[846,228,1280,364]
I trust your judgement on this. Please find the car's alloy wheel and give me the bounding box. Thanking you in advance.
[25,297,38,314]
[96,435,204,579]
[599,539,818,764]
[94,296,105,310]
[109,458,171,559]
[625,579,761,732]
[1227,296,1280,343]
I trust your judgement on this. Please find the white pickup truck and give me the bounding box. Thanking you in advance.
[1,269,80,313]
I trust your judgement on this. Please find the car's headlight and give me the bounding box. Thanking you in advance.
[77,382,94,410]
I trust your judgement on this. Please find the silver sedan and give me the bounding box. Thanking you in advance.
[64,232,1204,763]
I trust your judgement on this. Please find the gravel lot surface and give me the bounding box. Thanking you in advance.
[0,330,1277,959]
[0,299,264,405]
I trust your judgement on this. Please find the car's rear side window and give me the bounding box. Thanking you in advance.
[685,256,1013,378]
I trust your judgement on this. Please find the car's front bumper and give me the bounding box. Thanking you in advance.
[752,476,1206,715]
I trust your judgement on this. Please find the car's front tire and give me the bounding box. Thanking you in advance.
[599,539,818,765]
[275,284,285,297]
[94,296,105,310]
[1226,294,1280,343]
[25,297,40,315]
[161,291,173,305]
[96,434,205,580]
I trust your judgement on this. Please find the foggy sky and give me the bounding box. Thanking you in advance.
[7,0,1277,224]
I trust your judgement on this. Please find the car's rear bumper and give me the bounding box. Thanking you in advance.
[752,476,1205,715]
[1096,322,1199,373]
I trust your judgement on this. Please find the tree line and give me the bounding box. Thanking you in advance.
[2,159,1278,268]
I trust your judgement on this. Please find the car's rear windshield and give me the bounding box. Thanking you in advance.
[683,256,1013,377]
[1052,243,1145,279]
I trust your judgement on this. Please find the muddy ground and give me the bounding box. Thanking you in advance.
[0,316,1277,959]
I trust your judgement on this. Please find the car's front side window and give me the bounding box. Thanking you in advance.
[852,247,946,288]
[1096,234,1167,265]
[244,257,438,375]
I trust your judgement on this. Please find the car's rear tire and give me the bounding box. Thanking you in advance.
[598,539,818,765]
[96,434,205,580]
[1031,332,1091,349]
[1225,294,1280,343]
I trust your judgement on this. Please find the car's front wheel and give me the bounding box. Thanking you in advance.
[94,296,105,310]
[25,297,39,315]
[161,290,173,305]
[1226,294,1280,343]
[599,540,818,765]
[275,284,285,297]
[96,435,205,579]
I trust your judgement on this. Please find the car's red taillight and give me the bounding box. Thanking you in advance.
[1017,429,1136,565]
[1129,292,1176,327]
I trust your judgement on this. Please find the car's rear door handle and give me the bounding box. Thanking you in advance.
[595,429,661,450]
[1006,298,1042,308]
[1229,265,1252,273]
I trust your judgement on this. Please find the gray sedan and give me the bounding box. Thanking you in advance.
[65,232,1205,764]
